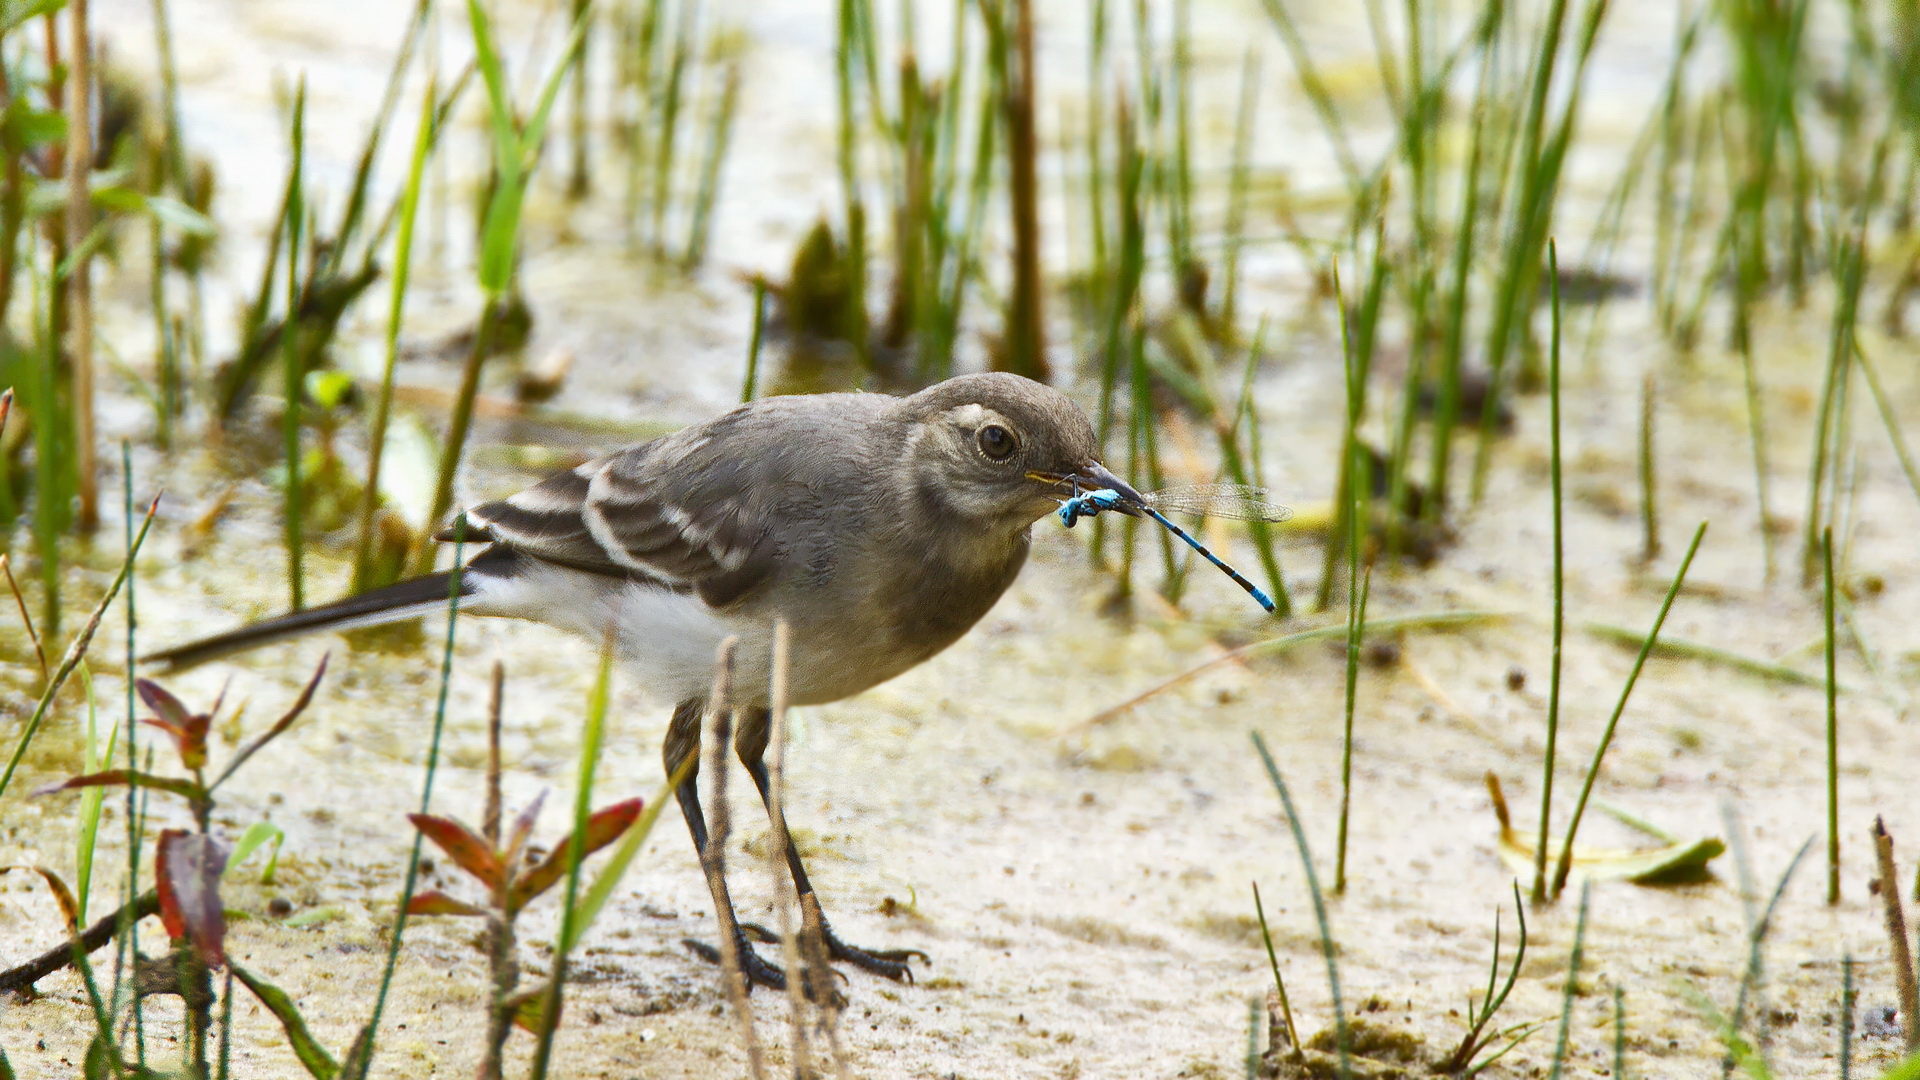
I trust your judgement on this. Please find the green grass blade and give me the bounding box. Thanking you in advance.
[1550,521,1706,898]
[1824,528,1838,905]
[529,640,615,1078]
[281,77,308,612]
[353,76,439,592]
[1534,240,1566,904]
[344,535,466,1078]
[1545,882,1592,1080]
[1252,732,1349,1078]
[0,497,157,800]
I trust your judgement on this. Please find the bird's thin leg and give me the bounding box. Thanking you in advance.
[664,698,786,991]
[734,706,928,984]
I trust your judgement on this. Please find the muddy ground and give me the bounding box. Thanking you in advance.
[4,0,1920,1077]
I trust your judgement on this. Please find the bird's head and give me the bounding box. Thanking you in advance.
[896,372,1142,530]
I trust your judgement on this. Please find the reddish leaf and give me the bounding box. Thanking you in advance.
[405,891,486,918]
[509,798,642,911]
[34,769,202,802]
[137,679,192,729]
[210,655,328,792]
[156,830,229,969]
[139,713,212,771]
[154,831,188,941]
[407,813,503,888]
[135,680,213,769]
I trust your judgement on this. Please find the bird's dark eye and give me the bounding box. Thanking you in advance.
[978,425,1017,460]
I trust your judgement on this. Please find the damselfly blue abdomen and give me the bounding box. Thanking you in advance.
[1056,484,1290,613]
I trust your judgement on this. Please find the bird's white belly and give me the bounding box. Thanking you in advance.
[465,561,907,707]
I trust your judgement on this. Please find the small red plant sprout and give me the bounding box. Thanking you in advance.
[33,659,329,966]
[137,680,213,772]
[405,796,641,919]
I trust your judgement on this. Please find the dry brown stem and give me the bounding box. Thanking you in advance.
[1872,817,1919,1054]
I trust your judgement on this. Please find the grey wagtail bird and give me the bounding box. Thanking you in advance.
[151,371,1145,990]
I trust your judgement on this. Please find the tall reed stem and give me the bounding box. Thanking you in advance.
[1533,242,1565,904]
[66,0,97,533]
[1824,527,1839,905]
[281,81,308,610]
[354,78,437,592]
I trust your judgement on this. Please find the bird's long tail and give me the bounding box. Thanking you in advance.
[145,548,510,671]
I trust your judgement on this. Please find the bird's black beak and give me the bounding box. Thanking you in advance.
[1071,460,1147,515]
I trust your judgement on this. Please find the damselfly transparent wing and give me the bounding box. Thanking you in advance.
[1139,484,1292,523]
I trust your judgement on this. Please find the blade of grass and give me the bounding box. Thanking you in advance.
[1824,528,1839,905]
[1841,955,1855,1080]
[528,636,616,1078]
[1720,816,1812,1078]
[1550,520,1706,899]
[281,78,308,611]
[560,768,691,937]
[353,76,439,593]
[216,966,234,1080]
[428,2,590,539]
[1545,881,1592,1080]
[1251,732,1349,1078]
[1638,372,1659,562]
[1855,343,1920,513]
[1613,986,1627,1080]
[0,554,47,682]
[1000,0,1048,381]
[74,667,118,925]
[1333,564,1369,895]
[67,0,96,534]
[1216,320,1287,611]
[1468,0,1611,506]
[1078,610,1514,731]
[1534,240,1567,905]
[342,533,465,1080]
[1735,274,1774,583]
[0,495,158,801]
[682,47,740,270]
[1580,623,1821,687]
[1253,0,1363,196]
[28,227,67,637]
[1251,880,1299,1052]
[740,279,766,403]
[1219,47,1258,333]
[118,443,148,1065]
[150,0,203,372]
[1801,138,1886,586]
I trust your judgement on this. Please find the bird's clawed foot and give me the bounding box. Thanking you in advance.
[681,930,791,992]
[688,915,928,995]
[737,918,929,984]
[682,931,853,1005]
[825,925,929,983]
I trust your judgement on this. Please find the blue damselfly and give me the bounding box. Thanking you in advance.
[1056,484,1291,613]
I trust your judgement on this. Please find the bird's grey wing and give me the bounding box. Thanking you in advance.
[451,427,782,609]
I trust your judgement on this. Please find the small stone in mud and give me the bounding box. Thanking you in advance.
[268,897,293,918]
[1506,666,1527,691]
